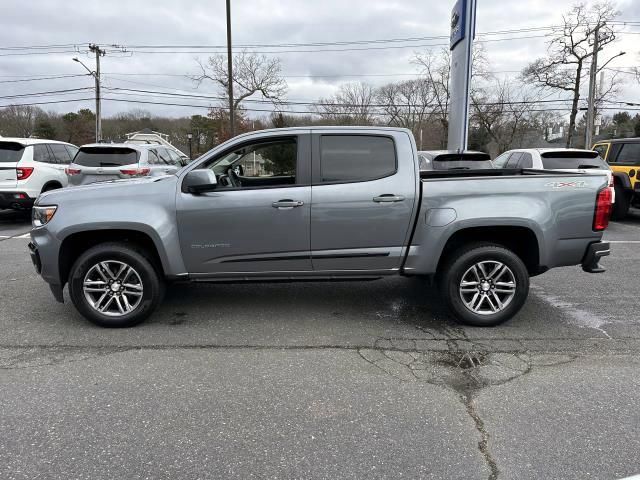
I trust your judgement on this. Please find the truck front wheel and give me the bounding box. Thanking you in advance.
[439,243,529,327]
[68,242,164,327]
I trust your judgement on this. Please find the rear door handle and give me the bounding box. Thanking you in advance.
[272,199,304,209]
[373,194,405,203]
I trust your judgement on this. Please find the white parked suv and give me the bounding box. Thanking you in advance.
[493,148,615,201]
[0,138,78,210]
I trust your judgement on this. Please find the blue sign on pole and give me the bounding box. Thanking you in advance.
[450,0,466,50]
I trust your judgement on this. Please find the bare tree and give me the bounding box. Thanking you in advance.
[192,50,287,111]
[315,82,377,125]
[412,46,489,148]
[376,79,435,147]
[471,80,538,153]
[522,2,622,147]
[0,105,43,137]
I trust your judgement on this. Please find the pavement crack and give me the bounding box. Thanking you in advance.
[464,394,499,480]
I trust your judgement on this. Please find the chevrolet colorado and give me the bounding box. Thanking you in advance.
[29,127,611,327]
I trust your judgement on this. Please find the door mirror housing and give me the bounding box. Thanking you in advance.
[184,169,217,194]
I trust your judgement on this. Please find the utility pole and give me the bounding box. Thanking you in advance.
[72,45,105,143]
[226,0,235,137]
[594,70,605,137]
[585,26,600,150]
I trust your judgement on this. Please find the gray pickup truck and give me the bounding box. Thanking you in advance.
[29,127,612,328]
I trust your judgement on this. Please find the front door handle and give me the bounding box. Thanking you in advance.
[373,194,405,203]
[272,199,304,209]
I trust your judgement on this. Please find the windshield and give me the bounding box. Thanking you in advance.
[73,147,140,167]
[0,142,25,163]
[541,154,608,170]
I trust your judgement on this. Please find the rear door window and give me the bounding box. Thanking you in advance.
[147,149,161,165]
[49,144,72,164]
[505,152,523,169]
[0,142,25,163]
[612,143,640,166]
[33,144,53,163]
[168,150,183,166]
[519,153,533,169]
[319,135,396,183]
[65,145,79,160]
[73,147,140,167]
[492,152,511,168]
[157,148,173,165]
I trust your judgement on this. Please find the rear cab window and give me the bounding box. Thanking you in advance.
[73,147,140,167]
[540,152,608,170]
[0,142,26,163]
[319,135,396,183]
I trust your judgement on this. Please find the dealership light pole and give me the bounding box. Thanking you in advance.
[447,0,477,152]
[187,132,193,160]
[73,44,105,143]
[226,0,235,137]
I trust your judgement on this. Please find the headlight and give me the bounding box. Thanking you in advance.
[32,205,57,227]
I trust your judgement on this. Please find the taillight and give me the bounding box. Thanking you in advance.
[593,187,612,231]
[120,167,150,176]
[16,167,34,180]
[65,167,81,176]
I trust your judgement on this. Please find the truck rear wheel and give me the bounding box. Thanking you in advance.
[68,242,164,327]
[439,243,529,327]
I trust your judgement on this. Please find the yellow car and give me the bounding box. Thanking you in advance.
[593,138,640,219]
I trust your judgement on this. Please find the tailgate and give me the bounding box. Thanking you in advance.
[0,141,25,188]
[69,146,140,185]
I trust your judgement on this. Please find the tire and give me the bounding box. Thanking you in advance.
[611,183,630,220]
[438,243,529,327]
[41,182,62,193]
[68,242,164,327]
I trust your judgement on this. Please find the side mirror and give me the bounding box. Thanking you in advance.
[184,169,217,194]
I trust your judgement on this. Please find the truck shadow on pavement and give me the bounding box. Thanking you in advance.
[160,277,464,331]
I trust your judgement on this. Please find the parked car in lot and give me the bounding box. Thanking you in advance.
[0,138,78,210]
[494,147,615,207]
[418,150,493,171]
[30,127,611,328]
[66,143,185,186]
[592,138,640,219]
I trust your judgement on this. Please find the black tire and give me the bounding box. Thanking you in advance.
[438,243,529,327]
[41,182,62,193]
[68,242,164,327]
[611,183,630,220]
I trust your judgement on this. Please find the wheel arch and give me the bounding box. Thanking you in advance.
[436,225,542,276]
[58,228,167,287]
[41,180,63,193]
[612,171,632,191]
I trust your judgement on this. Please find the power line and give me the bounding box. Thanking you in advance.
[0,87,93,100]
[103,86,579,108]
[0,74,88,84]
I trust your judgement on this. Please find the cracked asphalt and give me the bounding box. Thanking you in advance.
[1,208,640,479]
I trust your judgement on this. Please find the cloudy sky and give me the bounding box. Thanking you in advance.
[1,0,639,119]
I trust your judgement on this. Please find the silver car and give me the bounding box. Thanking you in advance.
[66,143,186,186]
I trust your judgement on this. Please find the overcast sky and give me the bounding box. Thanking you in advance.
[1,0,639,119]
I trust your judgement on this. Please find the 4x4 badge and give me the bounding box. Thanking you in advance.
[544,181,587,189]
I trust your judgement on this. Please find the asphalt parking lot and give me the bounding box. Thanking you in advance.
[1,208,639,480]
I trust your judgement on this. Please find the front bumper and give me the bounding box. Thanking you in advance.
[0,191,35,210]
[28,235,64,303]
[582,241,610,273]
